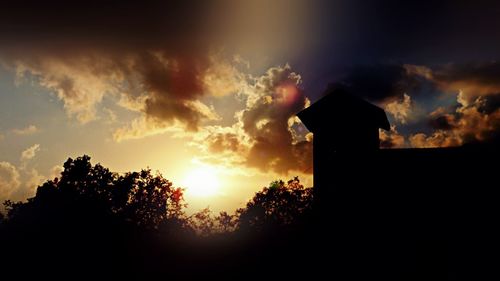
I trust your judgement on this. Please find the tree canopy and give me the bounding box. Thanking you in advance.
[0,155,314,279]
[1,155,312,235]
[237,177,313,230]
[3,155,185,231]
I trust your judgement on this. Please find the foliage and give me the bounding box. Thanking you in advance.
[1,155,312,235]
[237,176,313,230]
[216,211,238,233]
[116,169,186,228]
[188,208,238,236]
[186,178,312,234]
[4,155,186,230]
[0,155,315,279]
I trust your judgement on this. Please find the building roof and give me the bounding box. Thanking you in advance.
[297,87,391,133]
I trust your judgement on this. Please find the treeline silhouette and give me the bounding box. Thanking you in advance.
[2,149,497,280]
[0,155,315,279]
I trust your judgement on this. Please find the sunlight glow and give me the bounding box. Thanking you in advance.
[182,166,221,197]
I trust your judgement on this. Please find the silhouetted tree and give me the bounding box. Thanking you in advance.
[116,169,185,229]
[185,178,311,235]
[215,211,238,233]
[0,156,317,279]
[189,207,215,236]
[237,177,313,231]
[3,155,186,231]
[185,209,238,235]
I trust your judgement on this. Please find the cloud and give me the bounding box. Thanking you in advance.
[195,60,493,168]
[16,169,45,200]
[199,64,313,174]
[49,165,63,180]
[189,125,249,168]
[0,144,61,206]
[331,64,423,102]
[102,108,117,124]
[385,94,412,124]
[0,145,53,206]
[14,57,121,123]
[334,62,500,105]
[0,160,46,205]
[206,131,245,155]
[113,117,179,142]
[380,126,406,148]
[202,55,249,97]
[0,1,315,133]
[0,0,219,129]
[331,62,500,148]
[13,53,221,129]
[7,48,312,174]
[0,161,21,201]
[21,144,40,162]
[428,108,456,131]
[164,60,500,153]
[405,62,500,147]
[409,91,500,147]
[408,62,500,103]
[433,62,500,92]
[453,94,500,143]
[12,125,39,135]
[409,132,455,148]
[240,65,312,173]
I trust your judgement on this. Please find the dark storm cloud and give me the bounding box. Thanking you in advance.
[331,62,500,111]
[330,65,422,102]
[432,62,500,91]
[3,0,500,151]
[206,132,241,154]
[478,95,500,114]
[428,115,456,131]
[333,61,500,104]
[132,54,213,130]
[423,63,500,146]
[299,0,500,100]
[1,1,317,174]
[0,0,221,128]
[379,132,404,149]
[240,66,312,174]
[326,60,500,148]
[201,65,313,174]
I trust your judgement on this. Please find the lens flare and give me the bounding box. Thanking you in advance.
[275,84,299,105]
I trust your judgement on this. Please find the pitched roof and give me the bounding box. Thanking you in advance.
[297,87,390,133]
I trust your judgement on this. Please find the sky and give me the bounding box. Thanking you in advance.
[1,0,500,213]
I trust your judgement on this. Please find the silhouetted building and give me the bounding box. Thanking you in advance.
[296,87,390,193]
[293,86,499,279]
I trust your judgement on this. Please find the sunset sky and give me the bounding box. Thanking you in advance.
[1,0,500,213]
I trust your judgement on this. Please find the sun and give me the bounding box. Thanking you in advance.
[181,166,221,197]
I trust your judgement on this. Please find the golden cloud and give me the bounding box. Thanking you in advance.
[197,64,313,174]
[380,126,406,148]
[385,94,412,124]
[0,161,21,201]
[12,125,39,135]
[409,91,500,147]
[21,144,40,162]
